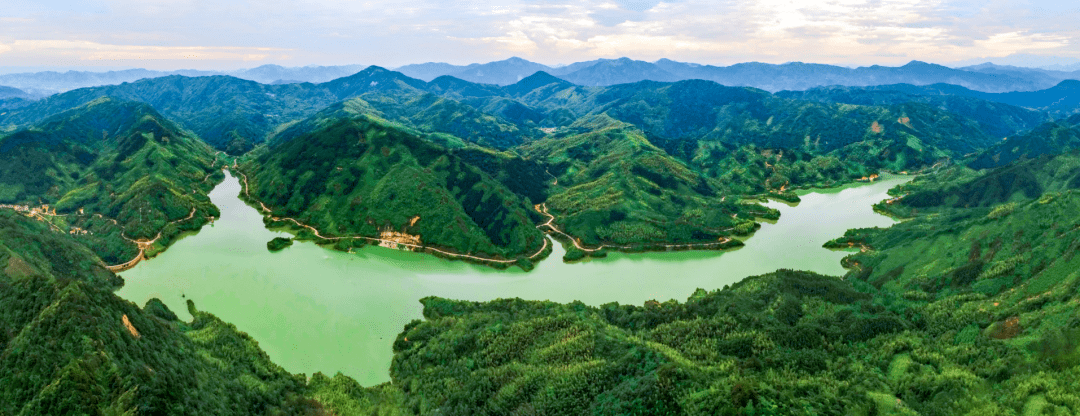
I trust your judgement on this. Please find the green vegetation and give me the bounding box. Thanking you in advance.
[242,114,548,265]
[10,68,1080,414]
[519,116,764,249]
[354,149,1080,415]
[0,209,326,415]
[267,237,293,252]
[969,115,1080,169]
[0,98,221,263]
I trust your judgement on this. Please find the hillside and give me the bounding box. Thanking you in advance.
[241,113,549,267]
[798,81,1080,118]
[969,115,1080,169]
[0,209,324,415]
[378,149,1080,415]
[517,117,763,254]
[776,86,1049,138]
[0,75,340,153]
[0,98,221,264]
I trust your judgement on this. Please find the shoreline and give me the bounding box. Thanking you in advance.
[230,167,913,270]
[232,167,553,270]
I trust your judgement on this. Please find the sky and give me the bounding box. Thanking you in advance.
[1,0,1078,71]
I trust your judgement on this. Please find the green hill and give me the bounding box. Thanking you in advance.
[969,115,1080,169]
[241,113,549,267]
[381,152,1080,415]
[777,85,1049,139]
[0,98,221,264]
[0,209,322,415]
[0,75,340,153]
[518,116,762,252]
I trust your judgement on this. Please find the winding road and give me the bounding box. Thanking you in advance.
[533,203,733,253]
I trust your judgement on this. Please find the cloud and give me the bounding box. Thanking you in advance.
[0,0,1078,69]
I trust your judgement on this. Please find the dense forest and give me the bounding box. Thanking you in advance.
[5,65,1080,414]
[0,98,222,264]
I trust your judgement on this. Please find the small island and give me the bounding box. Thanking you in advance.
[266,237,294,252]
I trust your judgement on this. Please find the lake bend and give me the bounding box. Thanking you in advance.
[117,172,909,386]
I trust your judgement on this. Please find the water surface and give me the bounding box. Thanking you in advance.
[118,172,906,386]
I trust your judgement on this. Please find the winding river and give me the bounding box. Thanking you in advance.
[117,172,907,386]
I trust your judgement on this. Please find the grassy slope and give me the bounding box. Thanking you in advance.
[0,98,221,263]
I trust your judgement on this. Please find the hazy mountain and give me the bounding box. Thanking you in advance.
[555,57,681,86]
[957,63,1079,88]
[776,86,1050,138]
[395,58,1073,92]
[395,62,470,81]
[0,68,221,93]
[231,64,367,84]
[654,60,1058,92]
[0,85,37,100]
[544,59,606,75]
[969,115,1080,169]
[806,81,1080,117]
[985,80,1080,115]
[0,64,367,93]
[445,57,552,85]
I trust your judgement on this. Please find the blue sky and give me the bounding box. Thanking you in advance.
[0,0,1077,70]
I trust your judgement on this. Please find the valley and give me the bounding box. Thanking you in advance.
[116,171,907,386]
[4,59,1080,414]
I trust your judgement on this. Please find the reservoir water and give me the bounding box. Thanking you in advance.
[117,172,907,386]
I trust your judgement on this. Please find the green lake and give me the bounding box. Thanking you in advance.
[117,172,908,386]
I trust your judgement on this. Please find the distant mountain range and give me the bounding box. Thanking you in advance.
[0,64,367,94]
[6,58,1080,97]
[398,57,1080,93]
[783,80,1080,117]
[6,62,1080,158]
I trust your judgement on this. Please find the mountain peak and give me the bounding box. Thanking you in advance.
[504,71,573,95]
[902,60,939,68]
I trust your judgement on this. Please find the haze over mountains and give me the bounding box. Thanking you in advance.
[0,64,367,94]
[5,57,1080,96]
[396,57,1080,92]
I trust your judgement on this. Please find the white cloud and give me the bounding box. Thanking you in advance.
[0,0,1077,69]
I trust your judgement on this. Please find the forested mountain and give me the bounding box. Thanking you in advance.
[969,115,1080,169]
[0,98,221,264]
[3,64,1056,162]
[776,86,1049,138]
[0,75,341,153]
[793,81,1080,117]
[0,209,362,415]
[241,113,550,267]
[517,116,761,255]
